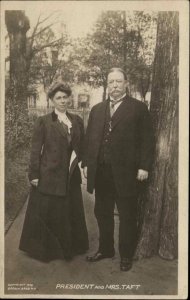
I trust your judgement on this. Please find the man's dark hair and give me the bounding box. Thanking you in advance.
[107,68,127,80]
[48,81,72,99]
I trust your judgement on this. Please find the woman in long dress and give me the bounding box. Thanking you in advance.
[19,81,89,262]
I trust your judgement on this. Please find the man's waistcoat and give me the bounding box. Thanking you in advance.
[98,105,112,164]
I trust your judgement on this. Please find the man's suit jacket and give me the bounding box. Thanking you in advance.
[83,95,154,197]
[29,111,84,196]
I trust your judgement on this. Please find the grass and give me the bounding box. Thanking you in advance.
[5,148,30,232]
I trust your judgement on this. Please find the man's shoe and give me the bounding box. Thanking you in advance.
[86,252,114,262]
[120,258,133,271]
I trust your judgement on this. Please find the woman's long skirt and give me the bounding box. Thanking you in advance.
[19,180,89,262]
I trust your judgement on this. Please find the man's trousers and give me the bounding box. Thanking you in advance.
[94,163,138,259]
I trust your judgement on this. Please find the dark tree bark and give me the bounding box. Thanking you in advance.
[139,69,151,102]
[102,81,107,101]
[5,11,30,153]
[5,11,30,108]
[135,12,178,260]
[122,11,127,72]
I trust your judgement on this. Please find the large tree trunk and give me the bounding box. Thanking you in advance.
[102,82,107,101]
[122,11,127,72]
[5,11,30,107]
[135,12,178,260]
[5,11,30,153]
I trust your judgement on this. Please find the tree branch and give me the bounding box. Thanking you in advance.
[38,11,60,26]
[32,38,63,54]
[29,21,60,40]
[29,14,41,49]
[27,11,60,51]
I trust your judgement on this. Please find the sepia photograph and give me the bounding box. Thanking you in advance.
[0,0,189,299]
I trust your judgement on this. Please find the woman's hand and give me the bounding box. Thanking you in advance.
[31,179,39,187]
[83,167,87,179]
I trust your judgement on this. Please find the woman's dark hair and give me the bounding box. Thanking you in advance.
[107,67,127,80]
[48,81,72,99]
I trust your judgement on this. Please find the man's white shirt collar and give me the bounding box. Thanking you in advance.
[110,93,126,103]
[109,93,126,111]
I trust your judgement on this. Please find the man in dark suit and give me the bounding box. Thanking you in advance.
[82,68,154,271]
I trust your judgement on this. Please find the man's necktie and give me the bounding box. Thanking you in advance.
[110,98,124,117]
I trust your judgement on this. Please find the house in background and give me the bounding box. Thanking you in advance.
[27,81,104,112]
[5,33,150,112]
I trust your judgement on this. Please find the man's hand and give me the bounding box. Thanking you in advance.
[31,179,39,187]
[137,169,148,181]
[83,166,87,179]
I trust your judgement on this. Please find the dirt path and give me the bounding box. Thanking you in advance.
[4,182,178,297]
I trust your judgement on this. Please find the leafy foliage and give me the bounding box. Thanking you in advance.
[5,10,157,155]
[28,27,70,88]
[5,11,66,154]
[15,10,157,103]
[73,11,157,101]
[5,86,38,156]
